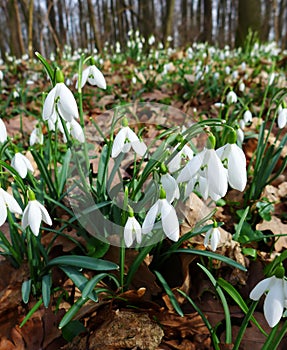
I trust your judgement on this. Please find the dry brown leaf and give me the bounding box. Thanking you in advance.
[257,217,287,251]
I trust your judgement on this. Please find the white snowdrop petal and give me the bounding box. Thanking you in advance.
[38,202,52,226]
[0,195,7,226]
[210,228,221,251]
[88,65,107,89]
[264,279,285,328]
[28,201,42,236]
[3,191,22,215]
[161,173,179,203]
[70,119,85,143]
[43,86,57,121]
[58,83,79,121]
[11,154,27,178]
[0,119,7,143]
[177,152,203,183]
[77,67,90,89]
[206,150,227,198]
[124,218,134,248]
[278,109,287,129]
[111,127,128,158]
[160,199,179,241]
[142,202,159,234]
[249,277,273,301]
[227,144,247,191]
[131,140,147,156]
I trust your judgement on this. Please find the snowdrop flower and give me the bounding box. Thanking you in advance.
[278,108,287,129]
[111,121,147,158]
[177,147,228,201]
[216,143,247,191]
[148,35,155,46]
[239,119,245,130]
[13,90,20,99]
[232,70,239,80]
[204,225,221,251]
[11,153,34,178]
[0,70,3,81]
[76,64,106,89]
[268,72,276,86]
[132,76,137,84]
[237,128,244,144]
[68,119,85,143]
[30,126,43,146]
[225,66,231,75]
[250,275,287,328]
[0,188,22,226]
[214,102,225,109]
[168,144,193,173]
[161,173,179,203]
[43,82,79,123]
[0,119,7,143]
[22,192,52,236]
[243,110,252,123]
[142,192,179,242]
[124,213,142,248]
[226,91,237,105]
[239,81,245,92]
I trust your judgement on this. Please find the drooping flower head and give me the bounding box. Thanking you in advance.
[124,206,142,248]
[0,188,22,226]
[43,68,79,123]
[177,134,228,201]
[250,265,287,328]
[204,223,221,251]
[216,140,247,192]
[22,190,52,236]
[76,57,106,89]
[111,118,147,158]
[142,186,179,242]
[11,153,34,179]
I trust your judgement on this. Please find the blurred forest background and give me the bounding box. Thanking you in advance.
[0,0,286,60]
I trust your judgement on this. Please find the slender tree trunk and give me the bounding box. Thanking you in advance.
[235,0,261,48]
[87,0,102,51]
[203,0,212,43]
[28,0,34,58]
[163,0,175,45]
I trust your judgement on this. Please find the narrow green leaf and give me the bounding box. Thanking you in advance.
[233,206,249,241]
[154,270,183,317]
[35,52,54,83]
[60,266,98,302]
[46,255,119,271]
[42,274,52,308]
[198,263,232,344]
[20,299,43,328]
[163,249,247,271]
[82,273,120,300]
[62,320,86,342]
[57,148,71,195]
[21,280,32,304]
[59,297,87,329]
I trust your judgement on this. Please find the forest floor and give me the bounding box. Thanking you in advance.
[0,45,287,349]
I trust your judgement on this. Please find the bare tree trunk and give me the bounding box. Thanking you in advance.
[202,0,212,43]
[163,0,175,45]
[57,0,67,47]
[87,0,102,51]
[7,0,25,57]
[28,0,34,58]
[235,0,261,48]
[180,0,188,45]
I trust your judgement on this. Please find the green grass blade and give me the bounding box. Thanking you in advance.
[198,263,232,344]
[154,270,183,317]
